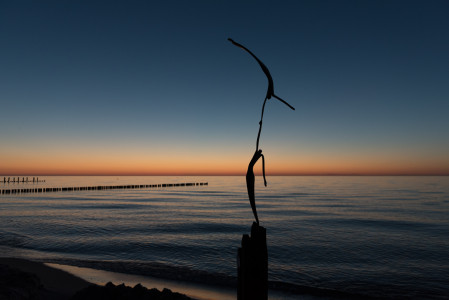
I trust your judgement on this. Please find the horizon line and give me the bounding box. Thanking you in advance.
[1,173,448,177]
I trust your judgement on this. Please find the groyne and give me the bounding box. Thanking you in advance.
[0,182,208,195]
[3,177,45,183]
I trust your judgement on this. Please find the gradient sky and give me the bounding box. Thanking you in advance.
[1,0,448,176]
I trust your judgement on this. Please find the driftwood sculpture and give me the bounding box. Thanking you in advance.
[228,38,295,224]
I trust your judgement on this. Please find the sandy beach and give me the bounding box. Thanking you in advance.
[0,257,240,300]
[46,263,236,300]
[0,257,91,299]
[0,257,311,300]
[0,257,205,299]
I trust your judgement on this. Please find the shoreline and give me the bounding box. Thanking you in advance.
[47,263,235,300]
[0,257,314,300]
[0,257,91,299]
[0,257,237,300]
[0,257,207,300]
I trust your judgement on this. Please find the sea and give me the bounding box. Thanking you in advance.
[0,176,448,299]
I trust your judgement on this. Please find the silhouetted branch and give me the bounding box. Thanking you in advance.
[229,38,294,224]
[272,94,295,111]
[256,97,268,151]
[261,153,267,187]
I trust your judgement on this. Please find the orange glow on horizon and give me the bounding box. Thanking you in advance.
[1,156,448,176]
[1,144,448,176]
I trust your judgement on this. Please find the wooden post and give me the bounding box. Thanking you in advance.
[237,222,268,300]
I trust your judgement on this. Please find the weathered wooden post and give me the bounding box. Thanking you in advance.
[238,222,268,300]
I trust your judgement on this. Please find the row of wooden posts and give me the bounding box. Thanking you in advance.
[0,182,208,195]
[3,177,45,183]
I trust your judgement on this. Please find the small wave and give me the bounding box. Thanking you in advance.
[41,258,236,287]
[0,230,29,248]
[148,222,246,234]
[335,218,445,232]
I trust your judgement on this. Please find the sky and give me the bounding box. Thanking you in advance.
[1,0,448,176]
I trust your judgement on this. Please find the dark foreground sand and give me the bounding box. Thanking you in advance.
[0,257,193,299]
[1,257,335,300]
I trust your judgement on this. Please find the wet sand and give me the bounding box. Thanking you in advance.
[48,263,235,300]
[0,257,236,300]
[0,257,316,300]
[0,257,200,299]
[0,257,91,299]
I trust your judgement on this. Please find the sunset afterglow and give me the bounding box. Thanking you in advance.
[1,1,448,176]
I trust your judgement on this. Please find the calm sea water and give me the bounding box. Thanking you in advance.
[1,176,448,299]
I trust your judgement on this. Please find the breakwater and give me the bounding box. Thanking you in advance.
[3,177,45,183]
[0,182,208,195]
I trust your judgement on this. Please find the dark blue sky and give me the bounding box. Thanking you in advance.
[1,1,448,175]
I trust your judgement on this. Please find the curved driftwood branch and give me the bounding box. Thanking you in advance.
[229,38,294,224]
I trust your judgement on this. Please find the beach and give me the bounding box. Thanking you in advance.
[0,257,233,300]
[1,256,330,300]
[0,257,90,299]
